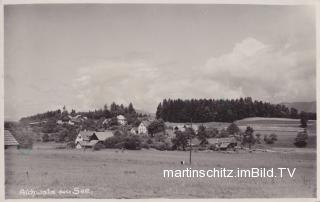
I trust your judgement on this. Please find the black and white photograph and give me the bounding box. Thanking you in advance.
[2,1,318,199]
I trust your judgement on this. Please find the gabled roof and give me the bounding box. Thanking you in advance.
[140,120,151,127]
[79,131,98,141]
[4,130,19,146]
[190,138,201,146]
[95,131,114,141]
[207,137,236,144]
[117,115,126,120]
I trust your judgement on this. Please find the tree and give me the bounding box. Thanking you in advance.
[294,130,308,147]
[197,125,208,146]
[227,122,240,135]
[70,109,76,116]
[300,112,308,128]
[124,135,142,150]
[147,119,165,137]
[290,108,298,119]
[242,126,255,149]
[156,103,163,119]
[128,103,136,114]
[171,130,188,151]
[103,104,108,111]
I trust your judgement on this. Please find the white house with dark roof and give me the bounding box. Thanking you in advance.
[138,121,151,134]
[117,115,127,125]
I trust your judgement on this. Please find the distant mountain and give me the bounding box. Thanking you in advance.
[280,101,316,113]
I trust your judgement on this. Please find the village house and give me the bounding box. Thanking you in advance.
[138,120,151,134]
[4,130,19,149]
[75,130,113,149]
[173,124,186,132]
[130,127,138,135]
[117,115,127,125]
[68,114,85,123]
[102,118,111,126]
[207,137,237,150]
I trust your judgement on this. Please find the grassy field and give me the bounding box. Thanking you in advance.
[5,147,316,199]
[168,117,317,148]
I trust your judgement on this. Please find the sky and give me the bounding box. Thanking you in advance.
[4,4,316,121]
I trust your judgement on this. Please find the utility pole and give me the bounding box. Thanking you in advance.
[189,118,192,165]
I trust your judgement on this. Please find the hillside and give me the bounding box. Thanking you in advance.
[280,101,316,113]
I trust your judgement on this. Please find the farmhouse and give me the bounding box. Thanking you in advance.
[138,121,151,134]
[4,130,19,149]
[207,137,237,150]
[130,127,138,135]
[68,114,85,123]
[75,130,113,149]
[117,115,127,125]
[173,125,186,132]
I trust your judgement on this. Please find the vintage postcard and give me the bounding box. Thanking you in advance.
[2,0,318,200]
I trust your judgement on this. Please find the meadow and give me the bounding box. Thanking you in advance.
[5,147,316,199]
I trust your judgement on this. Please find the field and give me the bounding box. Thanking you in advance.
[5,117,317,198]
[168,117,317,148]
[5,147,316,199]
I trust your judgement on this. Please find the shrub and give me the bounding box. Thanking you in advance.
[270,133,278,141]
[264,134,278,144]
[104,136,124,148]
[93,142,105,151]
[66,141,75,149]
[151,142,166,151]
[141,142,150,149]
[124,135,141,150]
[42,134,49,142]
[294,130,308,148]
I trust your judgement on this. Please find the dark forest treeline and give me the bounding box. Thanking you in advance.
[156,97,316,123]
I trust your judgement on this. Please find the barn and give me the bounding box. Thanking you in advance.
[75,130,113,149]
[4,130,19,149]
[207,137,237,150]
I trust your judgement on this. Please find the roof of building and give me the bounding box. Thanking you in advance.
[79,131,97,141]
[140,120,151,127]
[78,140,99,147]
[207,137,236,144]
[117,115,126,120]
[190,138,201,146]
[4,130,19,146]
[220,142,232,148]
[95,131,114,141]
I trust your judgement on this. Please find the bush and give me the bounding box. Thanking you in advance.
[141,142,150,149]
[269,133,278,141]
[294,141,307,147]
[150,142,167,151]
[93,142,105,151]
[104,135,124,148]
[264,134,278,144]
[124,135,141,150]
[294,130,308,148]
[66,142,75,149]
[42,134,49,142]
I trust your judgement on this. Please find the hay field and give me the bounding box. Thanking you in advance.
[5,147,316,199]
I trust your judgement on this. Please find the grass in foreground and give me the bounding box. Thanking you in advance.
[5,147,316,199]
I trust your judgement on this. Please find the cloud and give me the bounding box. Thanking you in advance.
[202,37,315,103]
[72,37,315,113]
